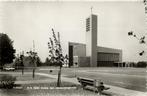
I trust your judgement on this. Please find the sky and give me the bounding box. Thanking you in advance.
[0,0,146,62]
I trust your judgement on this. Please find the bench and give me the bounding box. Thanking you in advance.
[77,77,110,94]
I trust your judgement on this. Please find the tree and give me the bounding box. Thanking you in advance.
[136,61,147,68]
[128,1,147,56]
[47,28,65,87]
[26,50,37,78]
[128,31,146,56]
[14,56,21,70]
[0,33,15,69]
[45,57,51,66]
[36,57,42,66]
[20,54,24,75]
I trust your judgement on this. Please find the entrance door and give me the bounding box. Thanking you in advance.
[69,45,73,67]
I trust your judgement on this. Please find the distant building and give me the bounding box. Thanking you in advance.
[68,14,122,67]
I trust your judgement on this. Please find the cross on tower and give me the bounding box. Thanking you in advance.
[91,6,93,14]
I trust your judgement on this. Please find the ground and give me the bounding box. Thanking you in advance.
[0,67,147,96]
[38,67,147,92]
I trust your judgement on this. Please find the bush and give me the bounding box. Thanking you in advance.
[136,61,147,68]
[0,74,16,89]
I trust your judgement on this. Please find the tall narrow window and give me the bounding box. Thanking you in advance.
[86,18,90,32]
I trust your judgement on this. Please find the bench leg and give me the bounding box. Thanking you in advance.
[99,91,102,95]
[97,88,102,95]
[82,85,86,90]
[94,87,97,93]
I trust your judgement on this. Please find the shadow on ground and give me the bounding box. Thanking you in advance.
[78,86,112,96]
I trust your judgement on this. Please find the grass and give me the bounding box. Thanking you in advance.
[0,88,102,96]
[1,67,146,95]
[0,68,128,96]
[0,72,52,81]
[16,74,52,81]
[38,67,147,92]
[0,82,110,96]
[22,81,78,87]
[0,86,123,96]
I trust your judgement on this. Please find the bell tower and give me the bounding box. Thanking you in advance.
[86,14,97,67]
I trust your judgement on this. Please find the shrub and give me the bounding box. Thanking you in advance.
[136,61,147,68]
[0,74,16,89]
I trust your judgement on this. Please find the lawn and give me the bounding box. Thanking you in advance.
[0,88,102,96]
[38,67,147,92]
[1,74,103,96]
[0,82,122,96]
[0,67,137,96]
[16,73,52,81]
[0,82,92,96]
[22,81,78,88]
[0,71,53,81]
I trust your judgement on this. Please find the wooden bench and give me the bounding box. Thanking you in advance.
[77,77,110,94]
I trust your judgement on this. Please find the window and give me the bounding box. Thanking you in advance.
[86,18,90,32]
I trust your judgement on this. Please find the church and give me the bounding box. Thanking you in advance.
[68,14,122,67]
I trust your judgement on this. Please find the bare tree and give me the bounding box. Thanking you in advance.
[128,0,147,56]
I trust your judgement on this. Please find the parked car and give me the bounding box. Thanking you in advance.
[3,65,15,71]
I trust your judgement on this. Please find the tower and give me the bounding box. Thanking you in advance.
[86,14,97,67]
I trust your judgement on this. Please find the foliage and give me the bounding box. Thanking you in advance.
[47,28,68,87]
[44,57,50,66]
[0,74,16,89]
[26,50,38,78]
[47,29,65,67]
[13,54,24,70]
[36,57,42,66]
[26,50,38,67]
[128,31,146,56]
[128,1,147,57]
[14,57,21,69]
[0,33,15,69]
[136,61,147,68]
[44,57,57,66]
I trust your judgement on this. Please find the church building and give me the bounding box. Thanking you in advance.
[68,14,122,67]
